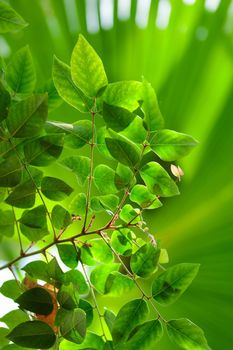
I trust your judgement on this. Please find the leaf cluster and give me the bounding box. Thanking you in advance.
[0,4,208,350]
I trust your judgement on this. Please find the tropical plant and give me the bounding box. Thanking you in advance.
[0,2,212,350]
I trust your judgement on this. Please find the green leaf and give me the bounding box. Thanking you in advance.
[0,280,22,300]
[47,258,64,284]
[150,129,198,161]
[91,194,119,212]
[41,176,73,201]
[19,205,48,241]
[61,156,90,186]
[103,102,135,132]
[141,80,164,132]
[0,156,22,187]
[22,261,50,283]
[60,308,86,344]
[104,308,116,333]
[130,184,162,209]
[53,56,92,112]
[5,170,43,208]
[106,132,141,168]
[24,133,64,166]
[111,229,133,256]
[152,263,200,305]
[96,126,114,160]
[6,94,48,138]
[51,205,71,229]
[140,162,180,197]
[0,188,7,201]
[0,81,11,122]
[120,204,141,224]
[40,79,62,112]
[112,299,149,345]
[0,210,14,237]
[6,321,56,349]
[105,271,134,296]
[130,244,160,278]
[121,115,147,144]
[57,244,79,269]
[60,331,104,350]
[84,238,114,264]
[71,34,108,97]
[15,287,53,315]
[115,163,135,190]
[118,319,163,350]
[1,310,29,330]
[47,120,93,149]
[62,270,88,295]
[0,2,28,33]
[57,283,79,310]
[90,263,120,294]
[0,327,9,348]
[6,46,36,95]
[94,164,117,194]
[79,299,93,327]
[102,81,143,112]
[167,318,211,350]
[69,193,86,215]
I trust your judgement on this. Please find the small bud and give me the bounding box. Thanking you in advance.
[171,164,184,181]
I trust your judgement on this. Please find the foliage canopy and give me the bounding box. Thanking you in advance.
[0,3,209,350]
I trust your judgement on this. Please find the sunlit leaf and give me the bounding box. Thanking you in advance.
[130,244,160,278]
[51,205,71,229]
[53,56,92,112]
[112,299,149,345]
[19,205,48,241]
[6,46,36,95]
[167,318,211,350]
[61,155,90,186]
[130,184,162,209]
[152,263,200,305]
[57,244,78,269]
[71,34,108,97]
[150,129,198,161]
[6,94,47,138]
[140,162,179,197]
[0,2,28,33]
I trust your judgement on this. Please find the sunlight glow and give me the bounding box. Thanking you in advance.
[155,0,172,30]
[100,0,114,30]
[86,0,100,33]
[135,0,151,29]
[224,0,233,33]
[205,0,221,12]
[117,0,131,21]
[183,0,196,5]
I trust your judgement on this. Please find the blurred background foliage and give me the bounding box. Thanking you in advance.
[0,0,233,349]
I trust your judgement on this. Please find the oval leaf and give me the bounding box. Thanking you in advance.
[150,129,198,161]
[152,263,200,305]
[41,176,73,201]
[167,318,211,350]
[15,287,53,315]
[140,161,179,197]
[112,299,149,345]
[130,244,160,278]
[7,321,55,349]
[71,34,108,97]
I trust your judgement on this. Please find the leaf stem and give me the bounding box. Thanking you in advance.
[80,260,107,341]
[82,104,96,233]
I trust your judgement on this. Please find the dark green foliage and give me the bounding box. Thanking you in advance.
[0,32,207,350]
[15,287,54,315]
